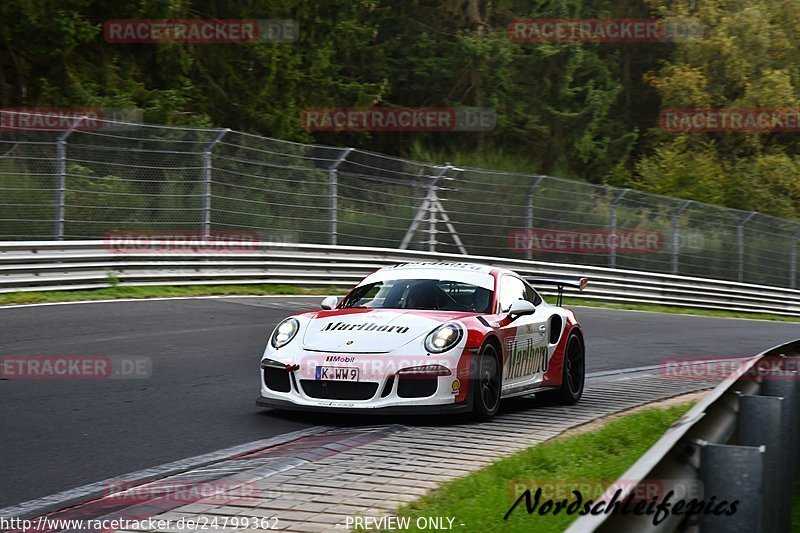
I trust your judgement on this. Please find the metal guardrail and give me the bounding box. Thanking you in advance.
[1,241,800,317]
[566,339,800,533]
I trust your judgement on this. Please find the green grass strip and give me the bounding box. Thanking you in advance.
[563,297,800,323]
[0,284,346,305]
[384,402,693,532]
[1,285,797,323]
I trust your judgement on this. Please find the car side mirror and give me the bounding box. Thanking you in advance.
[508,299,536,317]
[320,296,339,310]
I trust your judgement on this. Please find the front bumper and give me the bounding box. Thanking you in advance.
[259,352,470,413]
[255,395,472,415]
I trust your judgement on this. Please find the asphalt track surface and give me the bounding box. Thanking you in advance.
[1,296,798,508]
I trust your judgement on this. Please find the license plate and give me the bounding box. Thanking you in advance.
[315,366,359,381]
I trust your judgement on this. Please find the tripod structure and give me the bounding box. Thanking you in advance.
[399,165,468,255]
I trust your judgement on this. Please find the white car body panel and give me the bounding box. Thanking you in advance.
[301,310,441,353]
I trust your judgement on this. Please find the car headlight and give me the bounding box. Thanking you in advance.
[424,323,464,353]
[271,318,299,349]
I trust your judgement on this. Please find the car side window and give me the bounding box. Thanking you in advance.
[499,275,527,313]
[523,282,543,306]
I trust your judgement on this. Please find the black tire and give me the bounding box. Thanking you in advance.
[472,342,502,421]
[538,332,585,405]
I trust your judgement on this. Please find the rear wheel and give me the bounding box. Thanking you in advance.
[472,343,502,420]
[538,332,584,405]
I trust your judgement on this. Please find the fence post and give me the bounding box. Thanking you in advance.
[699,443,764,533]
[202,129,230,239]
[525,176,545,261]
[737,211,756,283]
[671,200,693,274]
[54,117,85,240]
[737,394,784,533]
[608,188,630,268]
[790,230,800,289]
[328,148,353,246]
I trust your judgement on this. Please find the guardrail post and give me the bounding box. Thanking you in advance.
[790,231,800,289]
[761,363,799,531]
[671,200,693,274]
[738,394,783,533]
[608,188,630,268]
[328,148,353,246]
[54,117,85,240]
[700,443,764,533]
[202,129,230,239]
[525,176,545,261]
[737,212,756,283]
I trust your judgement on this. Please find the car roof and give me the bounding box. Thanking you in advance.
[361,262,498,290]
[378,261,495,274]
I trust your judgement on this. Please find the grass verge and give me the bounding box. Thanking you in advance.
[0,285,797,323]
[0,284,347,306]
[562,297,800,323]
[385,402,693,532]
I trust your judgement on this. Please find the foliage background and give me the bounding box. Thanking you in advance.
[1,0,799,218]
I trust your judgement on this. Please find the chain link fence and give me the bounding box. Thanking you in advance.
[1,111,799,289]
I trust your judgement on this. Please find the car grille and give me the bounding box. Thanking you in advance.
[264,367,291,393]
[299,380,379,400]
[397,375,438,398]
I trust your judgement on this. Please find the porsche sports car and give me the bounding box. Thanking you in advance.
[256,262,587,420]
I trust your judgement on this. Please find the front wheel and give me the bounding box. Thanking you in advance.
[538,332,585,405]
[472,342,502,421]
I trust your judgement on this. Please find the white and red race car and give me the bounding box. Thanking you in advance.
[256,262,587,419]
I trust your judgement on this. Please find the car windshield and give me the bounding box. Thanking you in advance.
[340,279,493,313]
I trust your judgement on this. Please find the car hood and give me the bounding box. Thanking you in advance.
[301,309,471,353]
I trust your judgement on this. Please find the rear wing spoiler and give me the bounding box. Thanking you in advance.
[524,277,589,306]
